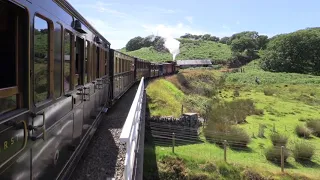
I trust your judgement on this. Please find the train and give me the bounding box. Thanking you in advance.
[0,0,176,179]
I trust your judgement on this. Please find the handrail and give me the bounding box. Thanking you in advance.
[120,77,145,180]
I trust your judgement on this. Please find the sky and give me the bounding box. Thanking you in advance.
[68,0,320,49]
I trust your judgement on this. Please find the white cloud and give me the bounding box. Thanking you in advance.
[185,16,193,24]
[236,21,240,25]
[142,23,206,39]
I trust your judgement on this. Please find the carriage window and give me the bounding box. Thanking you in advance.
[34,16,49,104]
[114,57,117,74]
[54,24,62,98]
[64,31,72,92]
[96,47,100,78]
[105,51,108,75]
[85,41,89,83]
[0,1,28,114]
[75,37,84,87]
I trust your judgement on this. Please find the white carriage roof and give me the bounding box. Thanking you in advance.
[176,60,212,65]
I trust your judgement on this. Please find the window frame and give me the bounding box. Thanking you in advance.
[33,14,54,106]
[53,22,63,99]
[63,29,74,94]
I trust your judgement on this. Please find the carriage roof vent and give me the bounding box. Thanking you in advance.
[94,36,102,44]
[72,19,87,34]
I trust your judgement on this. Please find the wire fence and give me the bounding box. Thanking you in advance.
[148,121,320,176]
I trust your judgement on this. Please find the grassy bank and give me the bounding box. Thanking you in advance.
[145,63,320,179]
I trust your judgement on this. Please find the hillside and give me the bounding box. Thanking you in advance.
[120,38,233,62]
[145,63,320,179]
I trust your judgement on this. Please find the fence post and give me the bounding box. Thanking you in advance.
[223,140,227,162]
[281,146,284,173]
[181,105,184,115]
[172,133,175,153]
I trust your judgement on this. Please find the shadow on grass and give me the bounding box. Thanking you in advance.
[143,98,160,180]
[268,161,296,169]
[229,146,253,153]
[296,160,320,168]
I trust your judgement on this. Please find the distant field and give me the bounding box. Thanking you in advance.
[121,38,233,62]
[145,62,320,179]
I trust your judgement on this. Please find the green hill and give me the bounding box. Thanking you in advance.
[120,38,233,62]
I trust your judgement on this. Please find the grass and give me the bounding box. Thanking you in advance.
[121,39,233,62]
[145,61,320,179]
[146,79,185,117]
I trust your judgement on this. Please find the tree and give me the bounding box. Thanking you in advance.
[260,28,320,75]
[257,35,269,50]
[219,37,230,44]
[210,36,220,42]
[125,36,144,51]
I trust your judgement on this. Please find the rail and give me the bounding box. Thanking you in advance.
[120,77,145,180]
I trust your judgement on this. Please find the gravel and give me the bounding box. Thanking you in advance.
[70,84,139,180]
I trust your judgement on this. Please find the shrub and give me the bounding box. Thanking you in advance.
[270,133,288,146]
[306,119,320,137]
[217,162,241,179]
[263,88,276,96]
[158,156,187,180]
[241,169,266,180]
[201,163,217,173]
[205,125,251,147]
[188,173,212,180]
[295,125,312,138]
[265,146,289,163]
[293,141,315,162]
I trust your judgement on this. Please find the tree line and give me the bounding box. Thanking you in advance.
[125,27,320,75]
[125,35,167,52]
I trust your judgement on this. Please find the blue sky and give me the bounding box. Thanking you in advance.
[69,0,320,49]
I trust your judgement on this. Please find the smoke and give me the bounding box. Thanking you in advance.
[164,37,180,61]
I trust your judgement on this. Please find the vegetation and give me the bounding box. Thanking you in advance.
[270,133,288,146]
[265,146,289,163]
[146,62,320,179]
[121,38,232,62]
[260,28,320,75]
[146,79,185,117]
[125,35,167,52]
[293,141,315,162]
[180,33,220,42]
[306,119,320,137]
[295,125,312,138]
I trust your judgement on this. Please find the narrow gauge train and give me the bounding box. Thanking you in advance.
[0,0,176,179]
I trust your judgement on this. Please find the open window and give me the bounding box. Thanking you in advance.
[64,31,72,92]
[84,40,90,83]
[75,37,84,87]
[0,1,28,115]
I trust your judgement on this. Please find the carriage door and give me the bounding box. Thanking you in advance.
[0,2,30,179]
[72,36,85,144]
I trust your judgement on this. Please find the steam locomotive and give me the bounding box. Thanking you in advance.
[0,0,176,179]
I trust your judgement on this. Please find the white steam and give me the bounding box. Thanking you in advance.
[164,37,180,61]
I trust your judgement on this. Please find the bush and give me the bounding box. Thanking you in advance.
[205,125,251,147]
[263,87,276,96]
[200,163,217,173]
[306,119,320,137]
[265,146,289,163]
[158,156,187,180]
[295,125,312,138]
[293,141,315,162]
[217,162,241,179]
[270,133,288,146]
[241,169,266,180]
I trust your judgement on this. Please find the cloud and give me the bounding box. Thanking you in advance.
[185,16,193,24]
[142,23,206,38]
[236,21,240,25]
